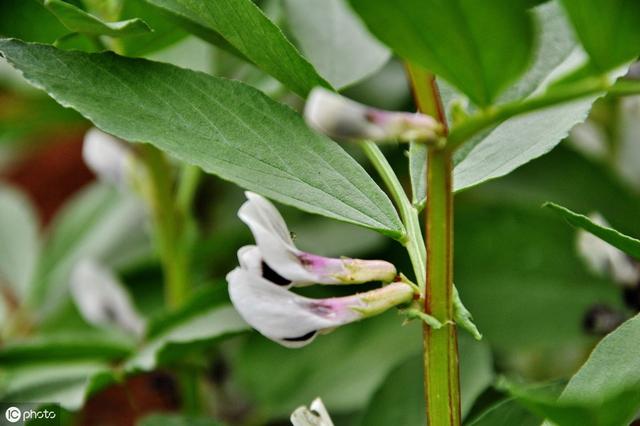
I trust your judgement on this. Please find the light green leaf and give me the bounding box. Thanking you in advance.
[0,185,39,299]
[560,0,640,72]
[0,40,402,238]
[357,335,493,425]
[545,202,640,259]
[549,313,640,425]
[0,361,115,411]
[284,0,390,89]
[411,1,579,205]
[0,335,133,367]
[349,0,534,106]
[44,0,152,37]
[234,314,420,417]
[466,398,542,426]
[126,304,247,372]
[138,414,225,426]
[30,183,148,317]
[144,0,330,96]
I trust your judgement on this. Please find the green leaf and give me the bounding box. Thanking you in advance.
[0,185,40,299]
[283,0,390,89]
[358,335,493,425]
[144,0,330,96]
[466,398,542,426]
[138,414,225,426]
[0,40,402,238]
[560,0,640,72]
[30,184,148,317]
[506,381,640,426]
[455,146,636,354]
[349,0,534,106]
[411,1,580,205]
[0,361,116,410]
[126,304,247,372]
[44,0,152,37]
[0,335,133,367]
[548,313,640,425]
[233,314,421,418]
[0,0,68,44]
[545,202,640,259]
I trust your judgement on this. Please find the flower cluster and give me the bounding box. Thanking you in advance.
[227,192,415,347]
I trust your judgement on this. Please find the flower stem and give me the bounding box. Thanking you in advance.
[139,145,190,309]
[407,63,461,426]
[360,141,425,289]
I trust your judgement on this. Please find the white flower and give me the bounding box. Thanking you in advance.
[291,398,335,426]
[227,266,414,348]
[577,213,639,286]
[70,258,146,336]
[238,192,396,286]
[304,87,441,143]
[82,128,133,186]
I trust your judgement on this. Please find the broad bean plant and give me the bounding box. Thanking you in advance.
[1,0,640,425]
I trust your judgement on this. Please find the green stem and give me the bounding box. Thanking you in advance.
[447,76,640,151]
[176,164,202,218]
[407,63,460,426]
[360,141,425,289]
[424,148,460,426]
[139,145,189,309]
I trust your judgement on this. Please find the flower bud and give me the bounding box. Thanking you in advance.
[304,87,441,143]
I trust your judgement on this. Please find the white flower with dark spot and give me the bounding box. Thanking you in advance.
[238,192,397,287]
[70,258,146,336]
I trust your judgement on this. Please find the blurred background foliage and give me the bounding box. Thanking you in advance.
[0,0,639,425]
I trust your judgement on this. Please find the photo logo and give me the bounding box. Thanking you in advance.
[5,407,21,423]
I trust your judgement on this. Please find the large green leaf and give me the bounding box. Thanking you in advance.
[126,304,247,372]
[357,336,493,425]
[410,1,579,204]
[283,0,390,89]
[546,202,640,259]
[349,0,534,106]
[0,40,402,238]
[0,0,68,43]
[0,185,40,299]
[560,0,640,72]
[44,0,152,37]
[144,0,330,96]
[29,184,148,317]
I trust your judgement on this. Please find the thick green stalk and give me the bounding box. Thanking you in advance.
[407,63,460,426]
[139,145,189,309]
[360,141,425,289]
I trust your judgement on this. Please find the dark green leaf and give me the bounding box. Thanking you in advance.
[349,0,534,106]
[560,0,640,72]
[545,202,640,259]
[411,1,581,205]
[0,0,68,43]
[144,0,330,96]
[126,304,247,372]
[358,336,493,425]
[0,40,403,237]
[44,0,152,37]
[284,0,390,89]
